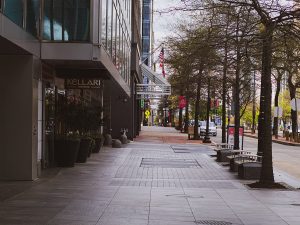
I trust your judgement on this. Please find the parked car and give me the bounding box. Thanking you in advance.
[198,121,217,136]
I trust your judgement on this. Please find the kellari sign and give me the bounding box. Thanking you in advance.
[65,78,101,89]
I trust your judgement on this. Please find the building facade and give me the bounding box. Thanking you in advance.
[142,0,152,66]
[0,0,142,181]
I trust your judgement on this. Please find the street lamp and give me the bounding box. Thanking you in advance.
[203,77,211,143]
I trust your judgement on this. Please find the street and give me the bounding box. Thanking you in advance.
[211,129,300,188]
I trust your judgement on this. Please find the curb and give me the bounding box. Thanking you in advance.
[244,133,300,147]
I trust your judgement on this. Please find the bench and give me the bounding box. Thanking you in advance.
[214,143,234,162]
[214,143,233,151]
[227,152,262,179]
[227,150,257,171]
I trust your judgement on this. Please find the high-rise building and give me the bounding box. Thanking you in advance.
[0,0,142,181]
[142,0,152,67]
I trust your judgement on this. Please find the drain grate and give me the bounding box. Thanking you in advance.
[171,146,211,154]
[140,158,201,168]
[196,220,233,225]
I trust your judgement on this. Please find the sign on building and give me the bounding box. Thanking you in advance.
[65,78,102,89]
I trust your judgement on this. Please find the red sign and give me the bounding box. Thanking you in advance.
[228,127,234,135]
[179,96,186,109]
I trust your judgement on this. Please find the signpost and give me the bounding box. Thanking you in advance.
[227,125,244,149]
[145,110,151,119]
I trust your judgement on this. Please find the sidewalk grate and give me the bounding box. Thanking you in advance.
[196,220,235,225]
[171,146,212,154]
[140,158,201,168]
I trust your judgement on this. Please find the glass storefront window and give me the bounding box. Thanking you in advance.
[43,0,90,42]
[4,0,24,27]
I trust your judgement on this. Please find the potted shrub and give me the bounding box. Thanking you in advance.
[76,137,92,163]
[54,135,80,167]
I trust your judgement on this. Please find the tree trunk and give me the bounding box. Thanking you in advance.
[234,29,241,150]
[184,98,189,133]
[179,108,183,131]
[273,76,281,139]
[252,72,256,134]
[222,44,228,143]
[288,77,297,140]
[194,78,202,139]
[258,25,274,184]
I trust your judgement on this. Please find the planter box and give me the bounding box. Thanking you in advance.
[55,137,80,167]
[76,138,92,163]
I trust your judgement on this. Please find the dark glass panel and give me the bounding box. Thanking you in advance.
[4,0,24,27]
[26,0,40,37]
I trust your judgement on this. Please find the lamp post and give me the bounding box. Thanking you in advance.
[203,77,211,143]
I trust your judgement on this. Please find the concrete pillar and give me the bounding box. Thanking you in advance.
[0,55,40,180]
[109,80,135,140]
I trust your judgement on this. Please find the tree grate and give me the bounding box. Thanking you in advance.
[196,220,234,225]
[140,158,201,168]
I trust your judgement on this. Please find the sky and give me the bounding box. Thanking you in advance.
[152,0,187,67]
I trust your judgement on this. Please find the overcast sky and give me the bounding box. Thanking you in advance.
[153,0,185,44]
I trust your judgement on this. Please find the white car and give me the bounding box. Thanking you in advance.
[198,121,217,136]
[287,125,300,134]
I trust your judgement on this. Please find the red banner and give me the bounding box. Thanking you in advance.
[179,96,186,109]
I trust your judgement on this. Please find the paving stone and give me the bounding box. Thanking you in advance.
[0,127,299,225]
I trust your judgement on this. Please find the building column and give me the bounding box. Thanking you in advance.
[0,55,41,180]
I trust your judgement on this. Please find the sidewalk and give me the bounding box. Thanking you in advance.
[0,127,300,225]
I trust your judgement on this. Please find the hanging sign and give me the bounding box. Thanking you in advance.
[65,78,101,89]
[178,96,186,109]
[141,99,145,108]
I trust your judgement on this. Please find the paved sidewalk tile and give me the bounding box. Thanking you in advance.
[0,127,300,225]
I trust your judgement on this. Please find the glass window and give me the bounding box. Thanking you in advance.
[116,17,120,70]
[43,0,90,42]
[63,0,90,41]
[101,0,107,47]
[112,5,116,62]
[4,0,24,27]
[43,0,63,41]
[26,0,40,37]
[106,0,112,54]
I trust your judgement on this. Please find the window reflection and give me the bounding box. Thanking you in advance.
[3,0,24,27]
[43,0,90,42]
[101,0,132,85]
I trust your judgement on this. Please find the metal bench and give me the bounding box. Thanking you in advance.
[227,151,259,171]
[214,143,234,162]
[227,152,262,180]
